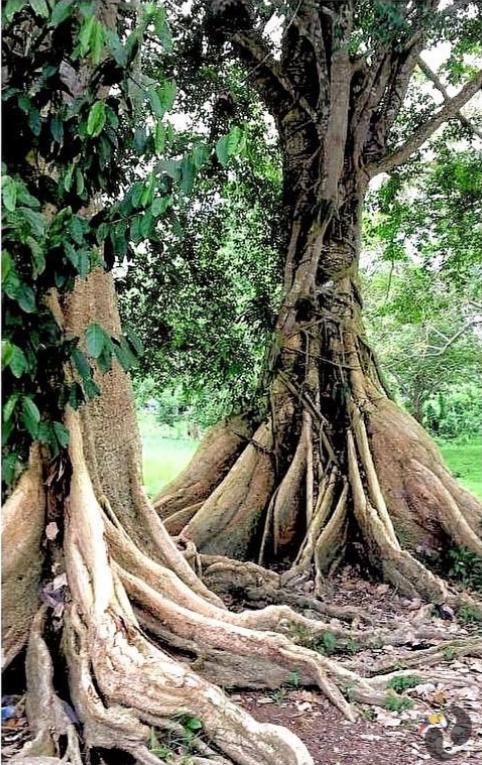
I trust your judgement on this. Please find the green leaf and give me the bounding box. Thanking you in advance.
[184,717,203,732]
[49,0,74,27]
[4,0,26,22]
[90,19,105,65]
[2,452,21,485]
[87,101,106,137]
[64,164,74,192]
[78,15,95,55]
[85,322,107,358]
[97,344,112,373]
[180,155,196,196]
[154,122,166,154]
[2,340,14,369]
[192,143,209,170]
[2,176,17,212]
[83,377,101,399]
[3,393,19,422]
[22,396,40,438]
[71,347,91,380]
[105,29,128,67]
[29,0,49,16]
[2,251,12,281]
[157,80,176,112]
[68,382,84,410]
[50,115,64,143]
[9,345,28,378]
[148,88,164,118]
[154,7,173,52]
[125,327,143,356]
[53,421,69,448]
[16,283,36,313]
[28,108,41,136]
[216,126,243,167]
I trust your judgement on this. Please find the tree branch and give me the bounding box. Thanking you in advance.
[417,55,482,140]
[426,318,482,357]
[367,69,482,176]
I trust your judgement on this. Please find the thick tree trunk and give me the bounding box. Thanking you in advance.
[156,187,482,603]
[4,270,408,765]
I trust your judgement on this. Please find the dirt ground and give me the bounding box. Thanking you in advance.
[3,566,481,764]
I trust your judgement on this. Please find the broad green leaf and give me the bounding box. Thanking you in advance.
[105,29,128,67]
[2,175,17,212]
[49,0,74,27]
[4,0,26,22]
[158,80,176,112]
[29,0,49,15]
[154,7,173,52]
[2,340,14,369]
[125,327,143,356]
[180,155,196,196]
[154,122,165,154]
[71,347,91,380]
[216,126,243,167]
[16,283,36,313]
[22,396,40,438]
[3,393,19,422]
[2,251,12,281]
[85,322,107,358]
[90,19,105,65]
[192,143,209,170]
[87,101,106,137]
[53,421,69,448]
[78,15,95,55]
[9,345,28,377]
[148,88,164,118]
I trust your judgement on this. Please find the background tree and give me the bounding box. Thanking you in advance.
[153,0,482,603]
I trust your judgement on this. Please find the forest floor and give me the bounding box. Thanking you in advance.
[233,567,482,764]
[2,566,481,764]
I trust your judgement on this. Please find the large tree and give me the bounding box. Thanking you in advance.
[154,0,482,601]
[2,3,426,764]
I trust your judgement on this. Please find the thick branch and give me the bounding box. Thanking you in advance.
[368,69,482,176]
[417,55,482,140]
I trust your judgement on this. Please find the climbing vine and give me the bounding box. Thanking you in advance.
[2,0,246,489]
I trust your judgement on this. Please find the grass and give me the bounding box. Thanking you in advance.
[138,413,482,501]
[140,413,198,498]
[437,437,482,498]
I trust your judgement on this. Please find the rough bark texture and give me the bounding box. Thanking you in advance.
[3,271,406,765]
[153,0,482,603]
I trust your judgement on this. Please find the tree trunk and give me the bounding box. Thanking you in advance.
[4,270,408,765]
[156,185,482,603]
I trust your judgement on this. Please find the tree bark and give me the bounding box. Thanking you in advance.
[156,183,482,603]
[4,270,405,765]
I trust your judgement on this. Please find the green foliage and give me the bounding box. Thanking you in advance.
[458,604,482,625]
[447,546,482,591]
[386,675,422,693]
[1,1,190,487]
[384,694,414,713]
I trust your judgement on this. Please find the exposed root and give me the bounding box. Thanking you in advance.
[2,448,46,668]
[154,417,253,518]
[14,608,81,764]
[367,637,482,675]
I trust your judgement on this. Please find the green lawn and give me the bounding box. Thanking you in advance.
[437,438,482,499]
[139,417,482,501]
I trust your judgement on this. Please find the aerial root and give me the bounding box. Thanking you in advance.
[12,608,82,765]
[2,447,46,669]
[199,554,366,623]
[367,636,482,675]
[61,409,314,765]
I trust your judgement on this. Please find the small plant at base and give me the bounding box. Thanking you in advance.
[459,604,482,624]
[387,675,422,693]
[345,638,361,655]
[448,547,482,591]
[313,631,337,655]
[287,670,301,688]
[384,694,414,713]
[443,646,456,661]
